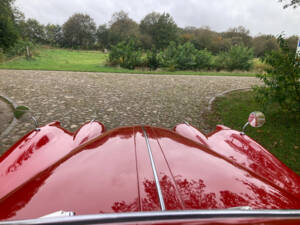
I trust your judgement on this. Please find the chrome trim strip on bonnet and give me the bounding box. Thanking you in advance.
[142,126,166,211]
[1,210,300,225]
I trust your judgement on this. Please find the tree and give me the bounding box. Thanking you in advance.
[222,26,252,48]
[0,0,19,50]
[252,35,279,57]
[139,12,161,49]
[108,39,142,69]
[146,48,159,70]
[140,12,178,49]
[254,36,300,113]
[179,26,196,43]
[209,35,232,54]
[215,45,254,71]
[96,24,110,49]
[62,13,96,49]
[108,11,139,46]
[158,41,178,70]
[195,49,213,70]
[140,12,160,34]
[12,5,25,32]
[21,19,46,44]
[191,27,215,50]
[279,0,300,8]
[286,35,299,52]
[45,24,63,47]
[175,42,198,70]
[179,26,226,54]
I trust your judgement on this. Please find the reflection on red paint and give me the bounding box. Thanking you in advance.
[174,123,300,200]
[0,121,105,200]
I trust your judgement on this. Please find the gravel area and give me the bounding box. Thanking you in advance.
[0,98,13,135]
[0,69,261,152]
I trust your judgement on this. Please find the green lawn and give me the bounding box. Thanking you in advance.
[0,48,108,72]
[0,48,258,76]
[204,91,300,174]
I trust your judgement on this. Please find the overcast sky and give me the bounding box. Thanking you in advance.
[15,0,300,37]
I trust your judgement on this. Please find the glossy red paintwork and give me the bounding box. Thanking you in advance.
[0,121,105,200]
[174,124,300,199]
[0,122,300,221]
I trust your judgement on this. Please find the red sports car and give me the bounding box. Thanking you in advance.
[0,112,299,224]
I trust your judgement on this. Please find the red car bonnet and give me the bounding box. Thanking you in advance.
[0,122,299,221]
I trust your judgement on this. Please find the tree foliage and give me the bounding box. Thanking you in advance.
[62,13,96,49]
[21,19,46,43]
[254,35,300,113]
[279,0,300,8]
[180,27,220,52]
[108,11,139,46]
[157,41,178,70]
[0,0,19,50]
[96,24,110,49]
[215,45,254,71]
[252,35,279,58]
[175,42,198,70]
[45,24,63,47]
[1,5,298,71]
[157,42,213,70]
[108,39,142,69]
[140,12,178,49]
[179,26,254,55]
[5,39,34,58]
[286,35,299,52]
[195,49,213,70]
[146,48,159,70]
[222,26,252,48]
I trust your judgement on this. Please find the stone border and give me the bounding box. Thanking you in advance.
[0,94,18,138]
[207,87,252,111]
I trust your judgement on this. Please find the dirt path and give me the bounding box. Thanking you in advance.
[0,70,261,152]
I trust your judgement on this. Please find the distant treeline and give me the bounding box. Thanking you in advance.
[0,0,298,59]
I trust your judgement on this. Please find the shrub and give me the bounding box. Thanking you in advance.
[0,49,5,63]
[195,49,213,70]
[108,43,125,66]
[159,42,212,71]
[216,45,254,71]
[175,42,197,70]
[157,41,177,70]
[252,58,272,73]
[108,39,142,69]
[146,48,159,70]
[214,52,227,71]
[254,35,300,113]
[5,40,35,59]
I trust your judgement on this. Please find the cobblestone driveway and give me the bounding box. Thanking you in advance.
[0,70,261,152]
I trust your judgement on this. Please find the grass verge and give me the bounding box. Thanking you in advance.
[204,90,300,174]
[0,48,258,77]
